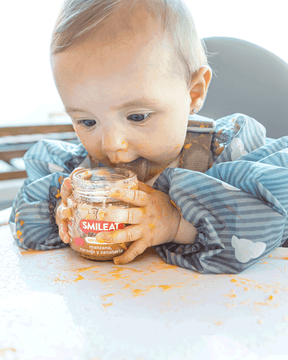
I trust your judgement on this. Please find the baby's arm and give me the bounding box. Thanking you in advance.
[154,131,288,274]
[9,140,87,249]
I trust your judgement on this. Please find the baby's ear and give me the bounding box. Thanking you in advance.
[189,66,212,114]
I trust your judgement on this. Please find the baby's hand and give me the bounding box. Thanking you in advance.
[55,168,83,243]
[96,182,182,265]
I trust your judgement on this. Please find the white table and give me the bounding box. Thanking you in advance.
[1,217,288,360]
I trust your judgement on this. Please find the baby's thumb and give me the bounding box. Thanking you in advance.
[56,202,71,221]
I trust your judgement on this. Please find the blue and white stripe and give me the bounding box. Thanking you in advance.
[9,114,288,273]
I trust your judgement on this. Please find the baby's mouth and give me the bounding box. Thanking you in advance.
[111,157,149,182]
[110,157,165,183]
[89,156,157,182]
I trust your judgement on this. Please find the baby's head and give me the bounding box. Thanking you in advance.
[51,0,212,183]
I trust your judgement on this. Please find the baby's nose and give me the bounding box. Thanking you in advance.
[101,126,129,154]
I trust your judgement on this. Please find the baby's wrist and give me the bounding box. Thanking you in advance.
[171,207,182,241]
[174,216,198,244]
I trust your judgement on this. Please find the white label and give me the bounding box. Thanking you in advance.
[86,236,111,245]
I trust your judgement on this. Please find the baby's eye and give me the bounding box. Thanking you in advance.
[127,113,151,122]
[79,119,97,127]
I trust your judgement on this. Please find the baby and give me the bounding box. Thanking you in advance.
[10,0,288,273]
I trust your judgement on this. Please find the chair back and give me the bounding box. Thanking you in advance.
[199,37,288,138]
[0,123,76,181]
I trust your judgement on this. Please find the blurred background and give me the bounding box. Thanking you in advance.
[1,0,288,127]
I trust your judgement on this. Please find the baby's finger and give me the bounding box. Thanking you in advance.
[138,181,156,194]
[56,202,71,220]
[113,239,150,265]
[98,207,144,224]
[58,221,70,243]
[96,225,143,243]
[61,178,73,204]
[61,168,84,204]
[109,187,150,207]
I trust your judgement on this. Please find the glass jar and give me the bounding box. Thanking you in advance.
[68,168,138,261]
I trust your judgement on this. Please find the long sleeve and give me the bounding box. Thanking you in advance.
[153,114,288,274]
[9,140,88,250]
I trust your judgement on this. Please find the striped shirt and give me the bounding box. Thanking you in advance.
[9,113,288,273]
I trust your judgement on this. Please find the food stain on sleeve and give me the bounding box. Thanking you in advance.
[15,212,20,222]
[55,189,61,199]
[214,146,225,156]
[234,123,241,131]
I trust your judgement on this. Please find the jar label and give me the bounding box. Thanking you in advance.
[86,237,111,245]
[79,219,124,234]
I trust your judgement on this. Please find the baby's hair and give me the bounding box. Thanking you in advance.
[50,0,208,86]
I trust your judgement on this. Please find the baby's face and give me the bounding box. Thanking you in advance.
[52,25,193,183]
